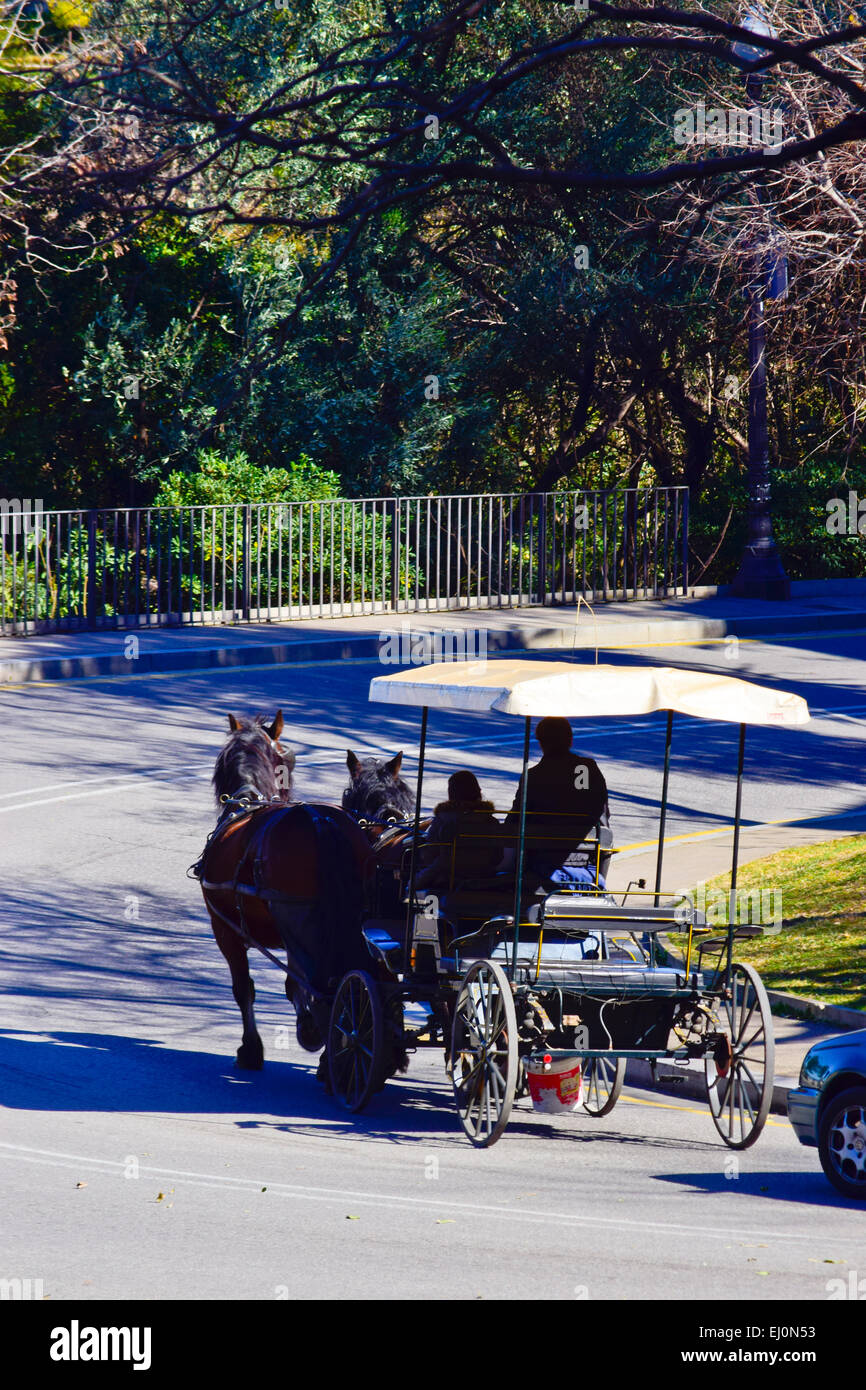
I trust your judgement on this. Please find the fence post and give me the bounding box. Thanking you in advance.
[682,487,690,595]
[86,509,99,629]
[537,493,548,604]
[242,504,251,621]
[390,498,400,610]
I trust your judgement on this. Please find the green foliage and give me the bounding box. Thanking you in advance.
[690,456,866,583]
[0,0,864,590]
[154,451,341,506]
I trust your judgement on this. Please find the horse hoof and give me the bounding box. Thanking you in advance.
[235,1047,264,1071]
[296,1012,324,1053]
[315,1054,332,1093]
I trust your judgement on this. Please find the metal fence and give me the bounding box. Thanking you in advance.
[0,487,689,636]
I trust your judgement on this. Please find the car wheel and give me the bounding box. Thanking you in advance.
[818,1087,866,1201]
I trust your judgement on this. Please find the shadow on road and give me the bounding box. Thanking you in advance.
[654,1167,866,1212]
[1,1027,728,1156]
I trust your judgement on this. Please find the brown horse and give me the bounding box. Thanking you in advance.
[196,712,372,1069]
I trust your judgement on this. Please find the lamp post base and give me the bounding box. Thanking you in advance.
[731,545,791,601]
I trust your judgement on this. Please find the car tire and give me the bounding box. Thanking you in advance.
[818,1086,866,1201]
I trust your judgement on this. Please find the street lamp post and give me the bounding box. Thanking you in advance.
[730,9,791,600]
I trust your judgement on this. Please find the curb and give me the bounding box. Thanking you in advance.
[765,989,865,1032]
[0,633,382,684]
[2,604,866,684]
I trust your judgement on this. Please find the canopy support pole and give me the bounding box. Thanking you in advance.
[404,704,428,968]
[653,710,674,907]
[510,716,532,978]
[727,722,746,990]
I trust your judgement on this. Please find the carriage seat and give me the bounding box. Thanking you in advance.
[540,893,708,933]
[487,944,703,994]
[361,921,403,972]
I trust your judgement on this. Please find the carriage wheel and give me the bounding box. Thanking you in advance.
[451,960,518,1148]
[327,971,386,1113]
[582,1055,627,1117]
[705,962,775,1150]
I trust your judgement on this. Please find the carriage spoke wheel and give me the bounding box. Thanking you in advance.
[451,960,517,1148]
[327,971,385,1113]
[582,1055,626,1117]
[705,962,775,1150]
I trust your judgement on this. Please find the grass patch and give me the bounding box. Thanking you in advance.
[691,835,866,1012]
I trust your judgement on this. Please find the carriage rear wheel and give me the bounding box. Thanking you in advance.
[705,961,775,1149]
[327,971,386,1113]
[582,1055,627,1117]
[451,960,518,1147]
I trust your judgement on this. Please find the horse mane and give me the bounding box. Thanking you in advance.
[212,717,294,806]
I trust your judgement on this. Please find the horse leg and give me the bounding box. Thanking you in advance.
[215,922,264,1070]
[232,964,264,1070]
[315,1050,331,1093]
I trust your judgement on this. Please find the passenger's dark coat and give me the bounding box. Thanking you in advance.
[415,799,504,890]
[505,751,608,879]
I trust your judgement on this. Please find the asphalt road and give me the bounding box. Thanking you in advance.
[1,630,864,1301]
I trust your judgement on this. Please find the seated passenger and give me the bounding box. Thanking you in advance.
[504,716,608,887]
[415,771,504,892]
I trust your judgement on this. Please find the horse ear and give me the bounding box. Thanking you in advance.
[228,714,240,732]
[385,751,404,779]
[347,751,361,780]
[267,710,284,741]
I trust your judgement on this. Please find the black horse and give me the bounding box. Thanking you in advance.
[342,750,415,825]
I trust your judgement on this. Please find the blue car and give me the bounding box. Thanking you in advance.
[788,1028,866,1200]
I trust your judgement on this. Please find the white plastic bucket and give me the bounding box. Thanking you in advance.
[527,1055,583,1113]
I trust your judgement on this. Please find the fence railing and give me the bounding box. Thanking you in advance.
[0,487,689,636]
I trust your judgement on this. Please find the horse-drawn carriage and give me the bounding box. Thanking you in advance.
[196,658,809,1150]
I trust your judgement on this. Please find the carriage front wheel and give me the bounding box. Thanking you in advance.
[451,960,518,1148]
[327,970,386,1113]
[705,961,775,1149]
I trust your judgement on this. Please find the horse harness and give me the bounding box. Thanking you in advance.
[191,791,320,981]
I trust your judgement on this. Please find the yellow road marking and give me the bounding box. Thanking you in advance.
[616,804,866,855]
[620,1093,787,1126]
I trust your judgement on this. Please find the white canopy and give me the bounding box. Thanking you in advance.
[369,659,810,726]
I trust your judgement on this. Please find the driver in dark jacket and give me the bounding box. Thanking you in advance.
[505,717,609,885]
